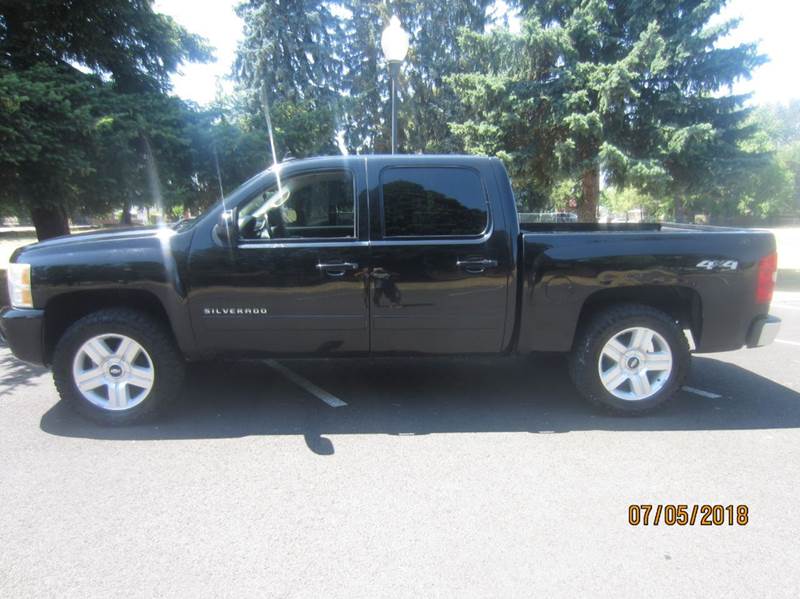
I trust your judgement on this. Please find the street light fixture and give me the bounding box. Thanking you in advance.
[381,15,409,154]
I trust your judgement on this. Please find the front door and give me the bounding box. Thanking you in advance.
[187,162,370,355]
[368,162,512,354]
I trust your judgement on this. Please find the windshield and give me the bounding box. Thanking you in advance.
[181,166,278,230]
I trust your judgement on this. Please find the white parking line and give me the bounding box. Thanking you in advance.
[776,339,800,347]
[264,359,348,408]
[682,386,723,399]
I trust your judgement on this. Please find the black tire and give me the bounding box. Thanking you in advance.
[568,304,690,414]
[52,308,185,425]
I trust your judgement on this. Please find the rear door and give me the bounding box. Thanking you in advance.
[368,160,512,354]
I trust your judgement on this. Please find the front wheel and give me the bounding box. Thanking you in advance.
[52,308,185,425]
[569,304,690,414]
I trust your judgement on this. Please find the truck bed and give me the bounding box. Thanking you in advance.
[515,224,776,354]
[520,222,662,233]
[518,222,758,234]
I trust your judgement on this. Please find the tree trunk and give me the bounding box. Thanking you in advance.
[674,195,686,223]
[31,205,70,241]
[579,165,599,222]
[121,197,132,225]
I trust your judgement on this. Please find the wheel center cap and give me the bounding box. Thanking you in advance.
[623,350,645,372]
[104,360,126,379]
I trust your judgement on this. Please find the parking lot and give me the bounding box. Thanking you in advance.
[0,287,798,596]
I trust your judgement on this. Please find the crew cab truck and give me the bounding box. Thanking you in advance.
[0,155,782,424]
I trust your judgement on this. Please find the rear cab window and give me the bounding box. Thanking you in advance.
[380,167,489,237]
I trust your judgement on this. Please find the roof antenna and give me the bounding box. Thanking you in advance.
[212,142,225,204]
[259,83,282,192]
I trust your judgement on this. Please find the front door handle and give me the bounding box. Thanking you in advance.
[316,262,359,277]
[456,258,498,274]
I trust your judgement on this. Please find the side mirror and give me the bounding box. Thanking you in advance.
[215,209,238,246]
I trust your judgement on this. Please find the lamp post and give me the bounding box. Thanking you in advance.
[381,15,409,154]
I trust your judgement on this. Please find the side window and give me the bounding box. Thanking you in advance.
[381,167,488,237]
[238,170,355,240]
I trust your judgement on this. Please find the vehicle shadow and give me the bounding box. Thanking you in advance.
[39,354,800,454]
[0,350,49,398]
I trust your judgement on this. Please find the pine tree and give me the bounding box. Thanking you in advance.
[342,0,492,153]
[0,0,210,239]
[234,0,346,157]
[235,0,492,155]
[449,0,765,220]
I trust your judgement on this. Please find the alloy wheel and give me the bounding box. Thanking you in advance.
[597,326,673,401]
[71,334,155,411]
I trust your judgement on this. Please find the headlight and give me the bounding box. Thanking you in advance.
[7,263,33,308]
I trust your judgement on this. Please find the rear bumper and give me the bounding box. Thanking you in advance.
[746,314,781,348]
[0,307,46,365]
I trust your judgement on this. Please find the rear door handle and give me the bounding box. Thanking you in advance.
[456,258,498,274]
[316,262,359,277]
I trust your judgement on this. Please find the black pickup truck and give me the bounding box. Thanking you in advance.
[0,155,781,423]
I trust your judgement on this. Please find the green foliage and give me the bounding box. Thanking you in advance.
[342,0,492,153]
[601,102,800,221]
[234,0,492,156]
[602,186,668,220]
[0,0,212,238]
[731,102,800,218]
[234,0,344,157]
[87,92,198,218]
[1,0,211,92]
[2,0,798,236]
[548,178,579,212]
[183,101,269,210]
[0,64,103,216]
[448,0,766,221]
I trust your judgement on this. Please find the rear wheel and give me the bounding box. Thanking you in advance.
[569,304,690,414]
[52,308,185,425]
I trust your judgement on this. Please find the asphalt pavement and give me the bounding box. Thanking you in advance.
[2,295,800,597]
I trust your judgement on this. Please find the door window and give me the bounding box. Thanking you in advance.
[238,170,355,240]
[380,167,488,237]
